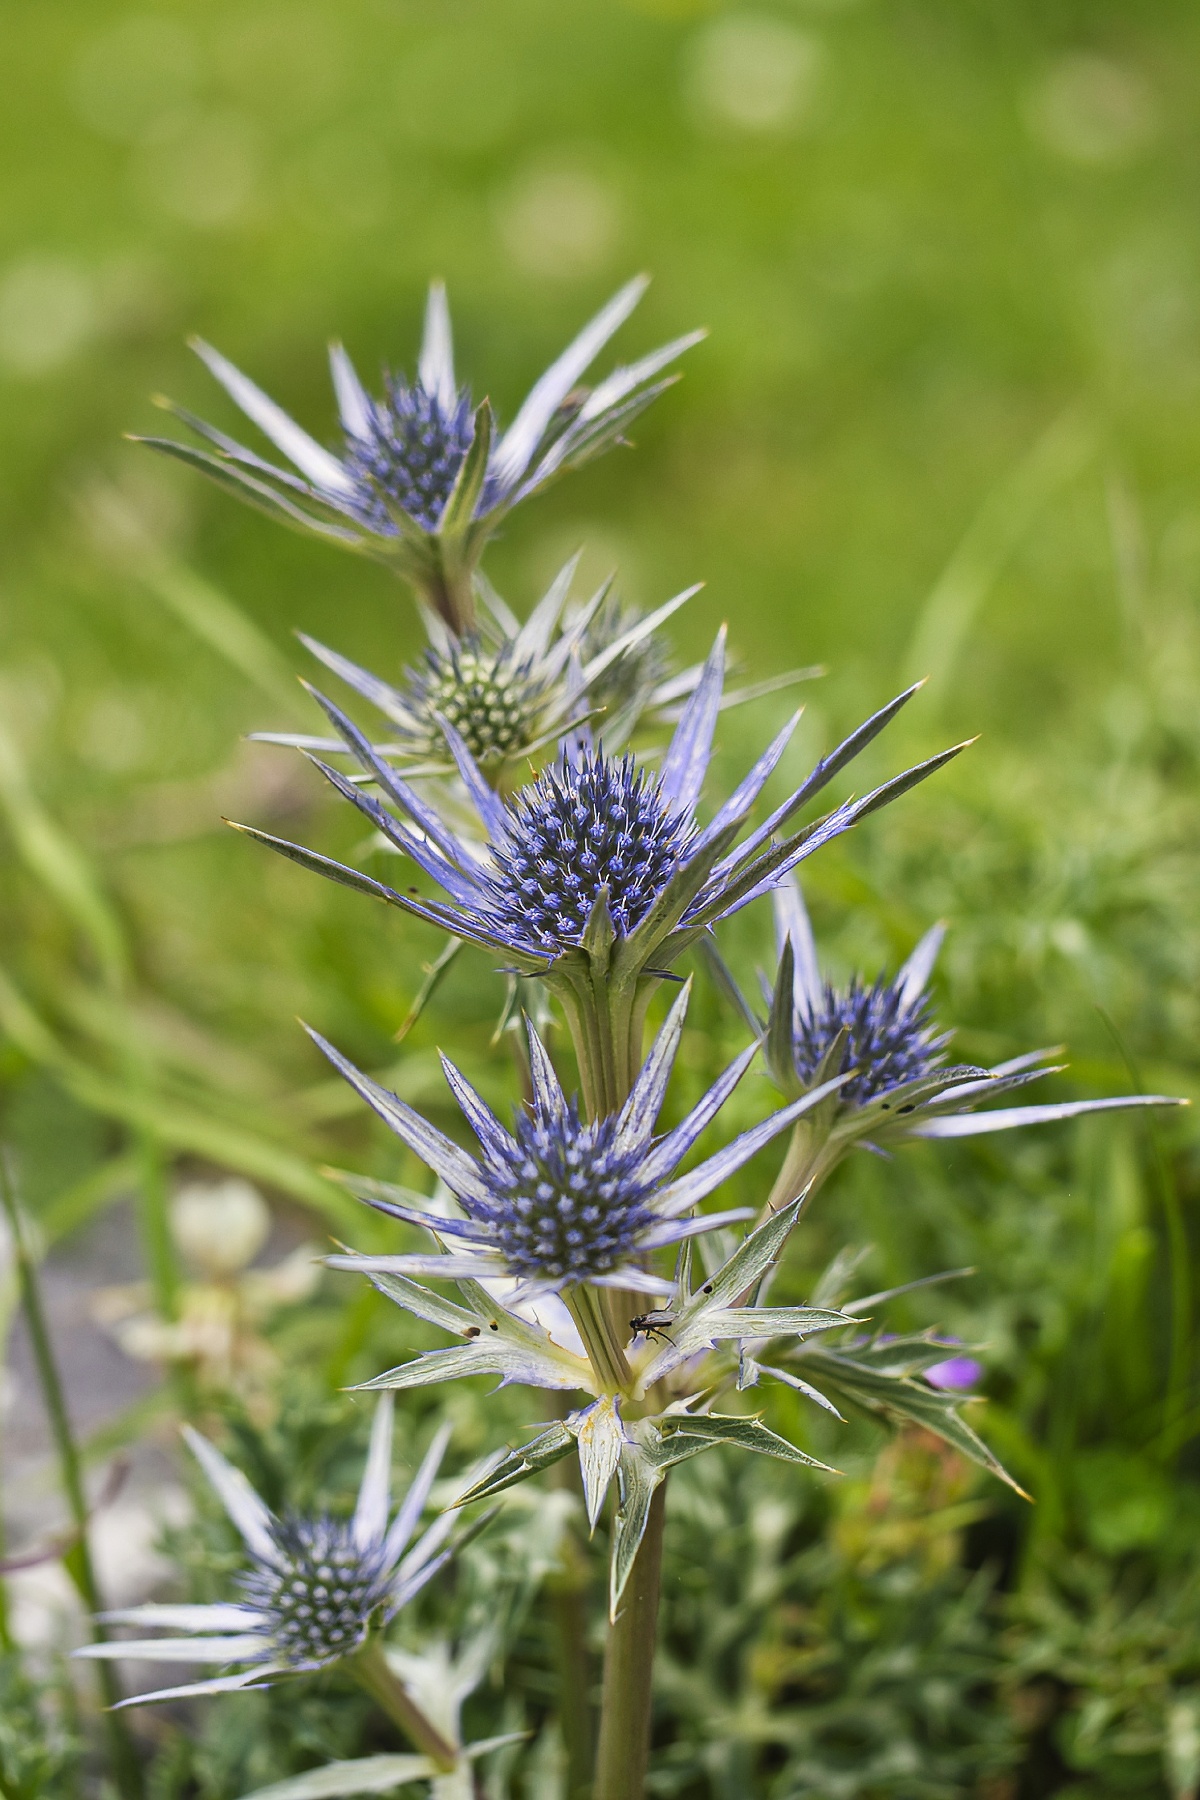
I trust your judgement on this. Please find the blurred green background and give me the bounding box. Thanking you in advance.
[4,1,1200,1794]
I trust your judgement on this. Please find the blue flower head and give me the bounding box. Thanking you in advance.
[236,632,969,1110]
[318,980,838,1296]
[136,278,703,634]
[480,749,695,953]
[342,376,477,536]
[761,873,1183,1178]
[76,1401,473,1707]
[791,971,949,1107]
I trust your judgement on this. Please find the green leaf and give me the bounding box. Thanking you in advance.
[366,1271,481,1337]
[356,1272,591,1393]
[568,1394,626,1529]
[437,400,493,536]
[234,1751,438,1799]
[765,936,796,1089]
[658,1412,836,1472]
[581,886,615,972]
[701,1305,851,1343]
[449,1423,575,1508]
[796,1346,1028,1496]
[134,435,367,546]
[637,1200,812,1387]
[609,1439,665,1620]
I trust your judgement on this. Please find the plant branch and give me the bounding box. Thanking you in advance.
[350,1638,459,1771]
[593,1478,668,1800]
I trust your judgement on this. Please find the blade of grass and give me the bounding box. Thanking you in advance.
[902,408,1095,708]
[0,964,358,1232]
[139,556,305,719]
[1096,1007,1192,1461]
[0,719,127,989]
[0,1154,144,1799]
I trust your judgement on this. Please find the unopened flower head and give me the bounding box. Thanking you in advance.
[136,277,703,633]
[76,1400,465,1707]
[409,635,550,765]
[252,562,710,791]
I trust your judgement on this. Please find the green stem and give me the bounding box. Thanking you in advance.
[555,964,665,1798]
[415,553,475,638]
[546,1510,595,1800]
[0,1157,144,1800]
[556,966,652,1124]
[593,1479,668,1800]
[763,1118,839,1218]
[565,1285,633,1395]
[350,1638,458,1770]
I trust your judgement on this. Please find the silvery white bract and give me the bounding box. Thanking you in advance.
[757,873,1184,1200]
[77,1399,472,1707]
[135,277,703,634]
[234,631,968,1115]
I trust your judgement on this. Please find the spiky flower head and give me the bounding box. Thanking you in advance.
[237,633,969,1111]
[239,1513,395,1670]
[759,873,1184,1194]
[319,980,843,1299]
[791,971,949,1107]
[135,276,703,634]
[409,635,548,765]
[481,750,695,955]
[251,561,711,789]
[76,1400,470,1707]
[342,378,477,535]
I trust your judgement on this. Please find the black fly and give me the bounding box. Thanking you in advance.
[629,1310,676,1346]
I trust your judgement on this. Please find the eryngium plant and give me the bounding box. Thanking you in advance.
[136,277,701,634]
[104,277,1186,1800]
[253,558,708,795]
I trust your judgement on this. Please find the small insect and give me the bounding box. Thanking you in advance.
[629,1310,676,1346]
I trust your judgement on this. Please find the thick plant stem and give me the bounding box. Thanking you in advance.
[543,1367,597,1795]
[566,1284,633,1394]
[0,1157,144,1800]
[594,1479,668,1800]
[351,1638,458,1770]
[417,557,475,638]
[763,1118,838,1219]
[546,1502,596,1800]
